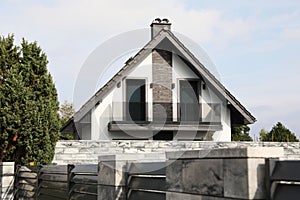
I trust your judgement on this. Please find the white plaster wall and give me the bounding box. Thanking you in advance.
[202,84,231,141]
[125,54,153,120]
[91,54,152,140]
[213,106,231,141]
[172,54,198,121]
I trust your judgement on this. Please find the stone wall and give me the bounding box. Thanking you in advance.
[53,141,300,165]
[152,49,173,120]
[0,162,14,200]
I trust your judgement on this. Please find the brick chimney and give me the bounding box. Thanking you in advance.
[150,18,171,39]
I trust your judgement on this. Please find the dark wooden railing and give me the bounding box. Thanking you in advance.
[14,164,98,200]
[127,162,167,200]
[266,159,300,200]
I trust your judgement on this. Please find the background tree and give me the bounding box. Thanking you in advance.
[260,122,299,142]
[231,125,253,141]
[259,129,268,141]
[59,100,75,125]
[0,35,60,164]
[59,100,75,140]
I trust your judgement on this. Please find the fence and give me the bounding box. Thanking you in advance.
[14,164,98,200]
[127,162,166,200]
[14,147,300,200]
[266,159,300,200]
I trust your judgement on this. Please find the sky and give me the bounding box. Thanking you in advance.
[1,0,300,139]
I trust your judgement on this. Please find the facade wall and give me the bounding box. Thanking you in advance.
[85,51,232,141]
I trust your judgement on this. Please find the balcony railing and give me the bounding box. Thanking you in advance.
[111,102,221,123]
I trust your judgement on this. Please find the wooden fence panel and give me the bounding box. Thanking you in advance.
[266,159,300,200]
[69,164,98,200]
[14,165,38,200]
[127,162,167,200]
[38,165,68,199]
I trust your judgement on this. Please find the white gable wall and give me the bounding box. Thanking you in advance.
[88,52,231,141]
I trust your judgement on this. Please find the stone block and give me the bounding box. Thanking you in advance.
[78,147,94,153]
[144,141,159,148]
[115,141,131,148]
[137,148,152,153]
[124,148,138,153]
[167,159,224,196]
[184,142,200,148]
[158,141,172,148]
[54,147,64,154]
[223,159,248,199]
[131,141,146,148]
[63,147,80,153]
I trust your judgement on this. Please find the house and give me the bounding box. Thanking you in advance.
[61,18,256,141]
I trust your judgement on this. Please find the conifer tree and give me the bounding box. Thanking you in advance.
[260,122,298,142]
[0,35,60,164]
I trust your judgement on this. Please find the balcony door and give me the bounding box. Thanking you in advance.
[179,80,200,121]
[125,79,146,121]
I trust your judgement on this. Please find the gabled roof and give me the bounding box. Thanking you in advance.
[74,29,256,124]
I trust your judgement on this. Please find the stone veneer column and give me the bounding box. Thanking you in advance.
[152,49,173,121]
[166,147,284,199]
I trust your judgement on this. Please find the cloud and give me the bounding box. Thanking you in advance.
[281,27,300,40]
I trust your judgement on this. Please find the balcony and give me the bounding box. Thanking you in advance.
[108,102,222,132]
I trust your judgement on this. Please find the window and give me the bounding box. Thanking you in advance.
[125,79,146,121]
[179,80,200,121]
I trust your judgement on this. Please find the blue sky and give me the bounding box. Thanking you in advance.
[1,0,300,138]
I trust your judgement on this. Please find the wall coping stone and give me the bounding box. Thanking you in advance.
[166,147,284,160]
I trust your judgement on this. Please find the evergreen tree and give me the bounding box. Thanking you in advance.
[231,125,253,141]
[0,35,60,164]
[260,122,299,142]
